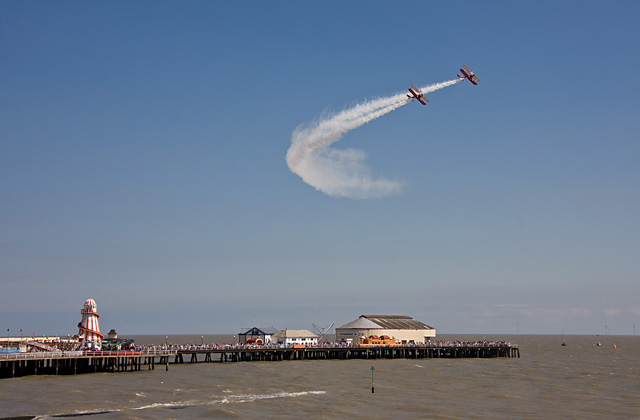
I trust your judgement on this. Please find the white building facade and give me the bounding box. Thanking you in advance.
[272,329,319,346]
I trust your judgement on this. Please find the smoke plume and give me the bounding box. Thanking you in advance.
[286,79,461,198]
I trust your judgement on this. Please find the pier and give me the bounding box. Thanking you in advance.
[0,343,518,379]
[0,350,176,379]
[174,343,520,364]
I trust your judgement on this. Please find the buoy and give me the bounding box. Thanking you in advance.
[613,344,617,349]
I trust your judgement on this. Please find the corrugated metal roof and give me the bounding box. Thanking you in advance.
[362,315,434,330]
[337,317,382,329]
[338,315,433,330]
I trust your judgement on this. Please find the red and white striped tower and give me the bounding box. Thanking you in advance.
[77,298,104,350]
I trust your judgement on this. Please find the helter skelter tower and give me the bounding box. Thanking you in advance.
[77,298,104,349]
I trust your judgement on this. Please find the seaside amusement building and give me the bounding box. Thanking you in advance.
[272,329,319,346]
[335,314,436,344]
[77,298,104,350]
[238,327,278,344]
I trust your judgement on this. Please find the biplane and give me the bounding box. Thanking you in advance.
[407,84,429,105]
[458,65,480,85]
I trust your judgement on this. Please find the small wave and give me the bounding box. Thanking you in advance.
[215,390,326,405]
[36,390,326,418]
[51,409,123,417]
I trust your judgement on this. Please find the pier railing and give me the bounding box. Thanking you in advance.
[171,342,520,364]
[0,349,177,360]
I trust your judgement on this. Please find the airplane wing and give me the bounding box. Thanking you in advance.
[460,65,480,84]
[408,84,428,105]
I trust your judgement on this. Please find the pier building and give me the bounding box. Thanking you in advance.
[238,327,278,344]
[335,315,436,344]
[272,329,319,346]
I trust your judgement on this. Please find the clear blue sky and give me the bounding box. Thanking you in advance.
[2,1,639,336]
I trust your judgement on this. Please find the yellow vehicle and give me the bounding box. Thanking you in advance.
[359,335,399,347]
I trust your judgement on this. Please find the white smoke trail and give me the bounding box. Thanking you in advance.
[286,79,462,198]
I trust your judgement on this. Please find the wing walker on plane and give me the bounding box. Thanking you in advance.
[458,64,480,85]
[407,85,429,105]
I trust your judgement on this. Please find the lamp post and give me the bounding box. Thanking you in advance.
[164,336,169,371]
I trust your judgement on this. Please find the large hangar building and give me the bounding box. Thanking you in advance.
[335,314,436,344]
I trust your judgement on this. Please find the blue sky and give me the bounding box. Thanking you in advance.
[2,1,639,336]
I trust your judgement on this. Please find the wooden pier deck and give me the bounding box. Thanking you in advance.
[0,350,176,379]
[1,344,519,379]
[174,344,520,364]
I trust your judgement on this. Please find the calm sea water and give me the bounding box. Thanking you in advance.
[1,334,638,419]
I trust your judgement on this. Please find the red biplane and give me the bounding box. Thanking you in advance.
[458,65,480,85]
[407,84,429,105]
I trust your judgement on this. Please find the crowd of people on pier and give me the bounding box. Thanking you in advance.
[422,340,512,348]
[2,339,514,357]
[119,340,513,353]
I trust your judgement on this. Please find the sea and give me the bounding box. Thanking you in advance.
[1,334,638,419]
